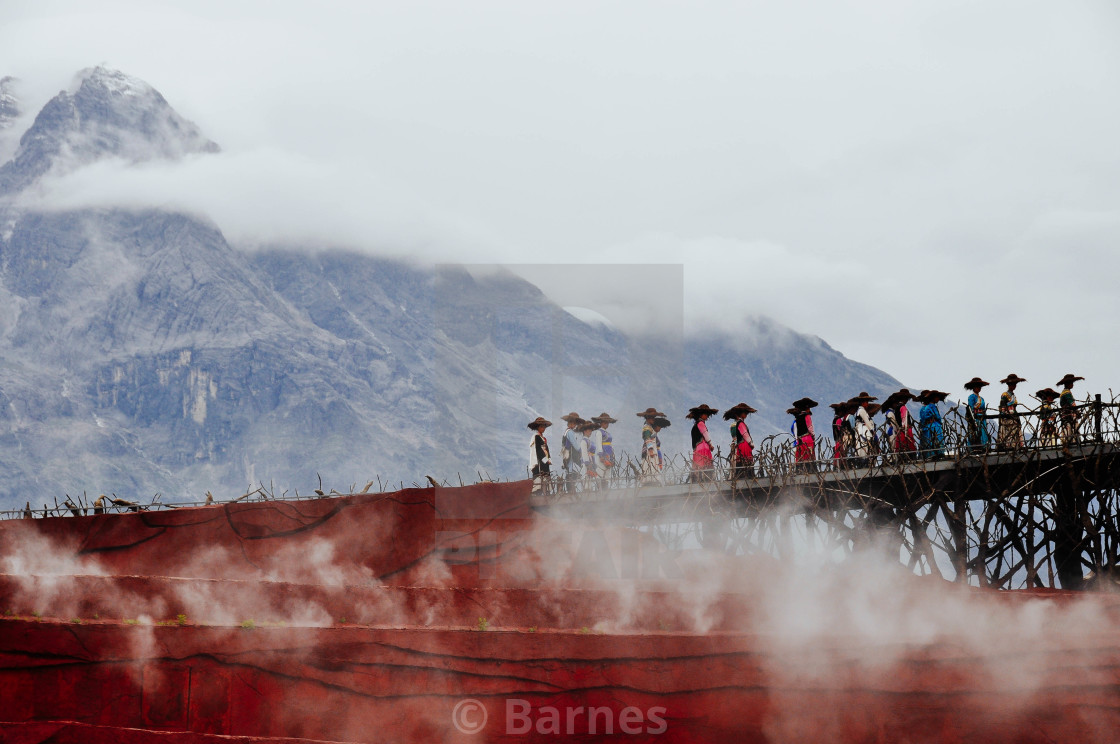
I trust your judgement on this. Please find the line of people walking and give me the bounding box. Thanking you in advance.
[527,373,1088,489]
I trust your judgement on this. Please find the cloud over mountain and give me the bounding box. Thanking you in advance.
[0,68,903,507]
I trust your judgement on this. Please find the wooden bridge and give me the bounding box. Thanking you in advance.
[533,395,1120,591]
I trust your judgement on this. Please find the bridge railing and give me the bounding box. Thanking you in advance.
[6,395,1119,518]
[541,392,1120,494]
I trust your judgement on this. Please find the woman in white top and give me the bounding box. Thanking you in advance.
[850,391,879,467]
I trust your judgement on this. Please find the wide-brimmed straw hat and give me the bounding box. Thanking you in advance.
[882,392,903,407]
[865,403,882,417]
[921,390,949,403]
[829,401,853,412]
[1001,374,1026,385]
[526,416,552,430]
[1056,374,1084,388]
[636,407,665,419]
[851,391,878,403]
[560,411,583,423]
[963,377,989,391]
[577,420,601,432]
[792,397,819,410]
[686,403,720,419]
[653,416,671,428]
[1035,387,1060,401]
[722,402,757,419]
[882,389,913,408]
[591,412,619,424]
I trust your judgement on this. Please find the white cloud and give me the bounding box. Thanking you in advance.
[2,0,1120,391]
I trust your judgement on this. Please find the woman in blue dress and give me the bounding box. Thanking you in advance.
[918,390,947,459]
[963,377,990,452]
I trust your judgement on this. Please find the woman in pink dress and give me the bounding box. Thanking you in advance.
[791,397,818,470]
[687,404,719,482]
[884,389,917,459]
[723,402,757,480]
[829,401,855,466]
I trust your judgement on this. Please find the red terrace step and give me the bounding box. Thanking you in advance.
[5,483,1120,742]
[0,483,533,586]
[0,574,760,632]
[2,618,1120,743]
[0,721,359,744]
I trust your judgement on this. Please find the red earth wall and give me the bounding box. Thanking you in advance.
[1,481,1119,743]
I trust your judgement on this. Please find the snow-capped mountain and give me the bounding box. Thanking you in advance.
[0,67,218,196]
[0,68,903,508]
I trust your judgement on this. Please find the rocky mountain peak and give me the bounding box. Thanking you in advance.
[0,67,219,196]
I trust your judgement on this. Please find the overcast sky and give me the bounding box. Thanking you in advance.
[2,1,1119,395]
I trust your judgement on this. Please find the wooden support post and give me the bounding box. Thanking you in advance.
[1094,394,1103,444]
[951,498,968,583]
[1053,457,1087,590]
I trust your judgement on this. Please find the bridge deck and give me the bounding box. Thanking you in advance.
[530,442,1120,523]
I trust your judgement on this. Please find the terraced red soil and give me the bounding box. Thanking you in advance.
[1,482,1119,743]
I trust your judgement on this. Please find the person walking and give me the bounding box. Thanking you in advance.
[724,403,757,480]
[884,389,917,459]
[590,412,618,487]
[850,392,879,467]
[1035,388,1060,447]
[1057,374,1085,445]
[637,407,665,481]
[963,377,991,452]
[997,375,1027,449]
[560,412,584,490]
[829,401,855,467]
[791,398,818,470]
[578,420,600,484]
[527,416,553,492]
[918,390,948,458]
[687,404,719,482]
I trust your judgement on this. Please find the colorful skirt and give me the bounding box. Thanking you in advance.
[693,442,713,469]
[795,435,815,462]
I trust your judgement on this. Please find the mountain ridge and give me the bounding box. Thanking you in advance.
[0,68,905,508]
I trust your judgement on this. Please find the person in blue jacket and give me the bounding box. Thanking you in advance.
[918,390,948,459]
[963,377,991,452]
